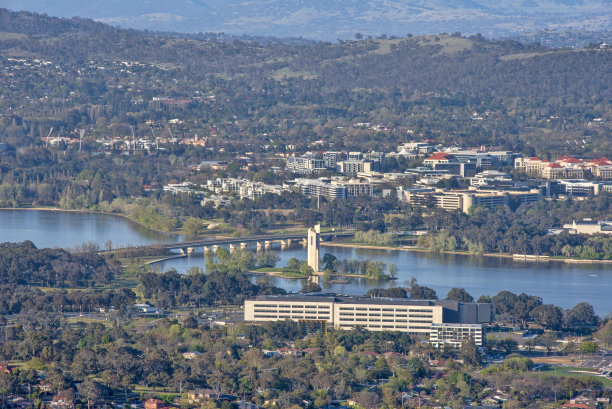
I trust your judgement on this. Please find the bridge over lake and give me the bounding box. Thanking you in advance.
[162,231,355,254]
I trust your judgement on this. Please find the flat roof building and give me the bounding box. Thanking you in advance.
[286,154,326,174]
[337,160,372,175]
[401,187,541,213]
[430,323,485,349]
[244,293,492,343]
[289,178,374,200]
[563,220,612,235]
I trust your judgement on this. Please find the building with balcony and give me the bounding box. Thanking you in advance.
[429,323,485,349]
[286,154,326,174]
[337,160,372,175]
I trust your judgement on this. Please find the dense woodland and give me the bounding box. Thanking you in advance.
[0,241,117,287]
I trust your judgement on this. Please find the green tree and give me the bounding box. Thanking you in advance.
[580,340,598,354]
[446,288,474,303]
[535,332,558,353]
[300,263,314,276]
[300,280,321,293]
[460,336,481,367]
[183,217,204,238]
[409,278,438,299]
[77,380,103,409]
[531,304,563,330]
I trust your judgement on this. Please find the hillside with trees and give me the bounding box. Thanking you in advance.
[0,9,611,158]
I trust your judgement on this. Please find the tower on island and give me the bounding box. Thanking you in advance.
[307,224,321,273]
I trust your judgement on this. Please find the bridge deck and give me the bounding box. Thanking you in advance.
[162,232,353,249]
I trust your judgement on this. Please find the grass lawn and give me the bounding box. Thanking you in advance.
[132,385,180,395]
[538,365,612,387]
[100,276,140,290]
[253,267,284,273]
[65,318,112,327]
[276,270,309,279]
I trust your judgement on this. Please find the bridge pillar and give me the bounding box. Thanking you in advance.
[281,239,292,249]
[213,245,219,253]
[300,238,307,247]
[240,242,247,249]
[257,242,263,251]
[203,246,211,253]
[187,247,194,255]
[229,243,236,253]
[264,240,271,250]
[180,248,186,255]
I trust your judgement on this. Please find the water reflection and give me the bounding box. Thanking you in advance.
[0,209,181,249]
[0,209,609,316]
[155,243,612,315]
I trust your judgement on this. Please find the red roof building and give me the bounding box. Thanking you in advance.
[144,399,167,409]
[423,152,456,166]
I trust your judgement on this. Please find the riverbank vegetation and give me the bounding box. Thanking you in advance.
[416,196,612,259]
[321,253,397,281]
[352,231,394,246]
[204,248,280,276]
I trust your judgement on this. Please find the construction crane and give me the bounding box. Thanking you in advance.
[45,127,53,147]
[151,128,159,150]
[79,129,85,151]
[130,126,136,151]
[166,125,176,145]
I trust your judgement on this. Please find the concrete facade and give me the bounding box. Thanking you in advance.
[429,323,485,349]
[244,293,492,340]
[307,224,320,273]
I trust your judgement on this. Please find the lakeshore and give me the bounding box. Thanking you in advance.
[4,207,610,266]
[0,206,183,236]
[322,241,612,265]
[1,208,610,313]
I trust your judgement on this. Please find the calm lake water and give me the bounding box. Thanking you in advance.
[155,244,612,316]
[0,209,180,249]
[1,209,610,315]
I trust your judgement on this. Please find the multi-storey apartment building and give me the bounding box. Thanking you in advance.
[289,178,374,200]
[336,160,372,175]
[515,156,611,180]
[323,151,341,169]
[430,323,485,348]
[205,178,285,199]
[341,179,374,196]
[292,178,346,200]
[514,157,549,175]
[286,154,326,174]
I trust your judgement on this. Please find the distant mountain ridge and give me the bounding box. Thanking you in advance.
[4,0,612,40]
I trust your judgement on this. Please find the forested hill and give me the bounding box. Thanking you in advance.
[1,9,611,155]
[4,0,611,40]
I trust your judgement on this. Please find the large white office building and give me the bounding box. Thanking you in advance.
[244,293,492,344]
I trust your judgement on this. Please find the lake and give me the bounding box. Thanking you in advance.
[0,209,610,315]
[153,244,612,315]
[0,209,180,249]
